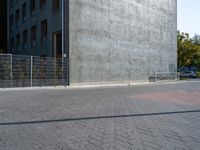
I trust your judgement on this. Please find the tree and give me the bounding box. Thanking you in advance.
[191,34,200,68]
[192,34,200,45]
[177,31,200,68]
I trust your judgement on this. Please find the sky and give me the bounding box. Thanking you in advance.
[178,0,200,37]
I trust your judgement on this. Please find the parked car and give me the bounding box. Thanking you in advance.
[180,71,197,78]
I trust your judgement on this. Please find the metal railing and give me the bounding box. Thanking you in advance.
[149,72,180,82]
[0,54,68,88]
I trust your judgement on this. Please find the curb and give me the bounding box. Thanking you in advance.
[0,80,197,92]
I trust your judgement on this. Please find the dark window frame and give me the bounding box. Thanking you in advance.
[10,14,14,30]
[30,0,36,17]
[41,20,47,43]
[10,37,14,51]
[23,30,28,49]
[22,3,27,22]
[40,0,46,9]
[31,26,36,47]
[52,0,59,12]
[15,9,20,26]
[16,34,20,49]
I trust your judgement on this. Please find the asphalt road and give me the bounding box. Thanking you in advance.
[0,81,200,150]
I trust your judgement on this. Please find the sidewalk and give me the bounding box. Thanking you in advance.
[0,80,192,92]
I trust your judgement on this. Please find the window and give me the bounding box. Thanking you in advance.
[40,0,46,9]
[22,3,27,22]
[11,0,14,7]
[41,20,47,43]
[52,0,59,12]
[16,34,20,49]
[31,26,36,47]
[10,37,14,51]
[53,32,62,57]
[23,30,28,49]
[15,9,20,26]
[10,15,14,30]
[30,0,36,16]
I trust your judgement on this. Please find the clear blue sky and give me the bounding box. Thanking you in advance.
[178,0,200,37]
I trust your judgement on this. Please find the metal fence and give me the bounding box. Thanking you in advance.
[0,54,68,88]
[149,72,179,82]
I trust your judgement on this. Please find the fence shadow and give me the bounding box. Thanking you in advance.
[0,109,200,126]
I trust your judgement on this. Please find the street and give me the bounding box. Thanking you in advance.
[0,81,200,150]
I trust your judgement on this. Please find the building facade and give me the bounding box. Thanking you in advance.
[8,0,62,57]
[68,0,177,84]
[8,0,177,85]
[0,0,7,53]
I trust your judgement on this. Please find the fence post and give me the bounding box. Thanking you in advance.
[10,54,13,85]
[30,56,33,87]
[177,72,180,81]
[154,72,157,82]
[62,56,64,86]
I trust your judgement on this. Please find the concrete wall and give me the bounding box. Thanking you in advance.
[69,0,177,84]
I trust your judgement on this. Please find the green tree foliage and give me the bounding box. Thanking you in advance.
[192,34,200,45]
[191,34,200,68]
[177,31,200,68]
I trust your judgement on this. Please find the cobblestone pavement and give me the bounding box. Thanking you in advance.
[0,81,200,150]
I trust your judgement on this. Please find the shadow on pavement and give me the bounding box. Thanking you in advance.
[1,109,200,126]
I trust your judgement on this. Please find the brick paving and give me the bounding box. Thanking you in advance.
[0,81,200,150]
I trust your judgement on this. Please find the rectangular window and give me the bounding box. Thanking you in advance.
[10,37,14,51]
[53,32,62,58]
[41,20,47,43]
[10,15,14,30]
[52,0,59,12]
[22,3,26,22]
[31,26,36,47]
[16,34,20,49]
[30,0,36,16]
[11,0,14,7]
[40,0,46,9]
[16,9,20,26]
[23,30,28,49]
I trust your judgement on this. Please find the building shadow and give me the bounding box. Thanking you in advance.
[0,109,200,126]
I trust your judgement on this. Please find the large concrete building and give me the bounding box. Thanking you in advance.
[0,0,7,53]
[8,0,177,85]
